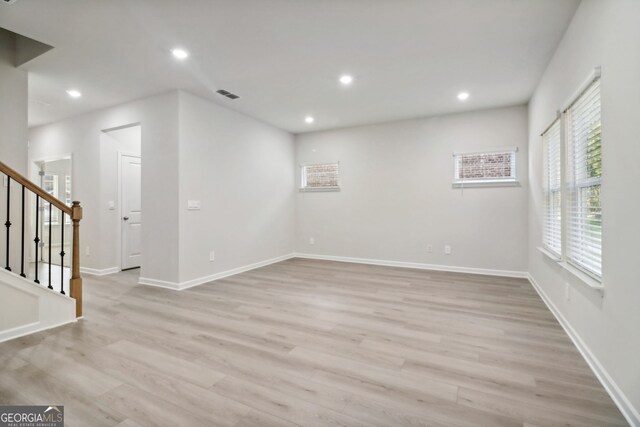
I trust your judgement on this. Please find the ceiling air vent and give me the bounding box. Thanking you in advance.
[216,89,240,100]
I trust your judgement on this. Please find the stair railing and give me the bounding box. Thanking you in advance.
[0,161,83,317]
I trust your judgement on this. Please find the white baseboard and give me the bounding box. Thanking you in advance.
[138,253,296,291]
[0,318,77,344]
[133,252,636,425]
[80,266,120,276]
[137,276,181,290]
[527,274,639,427]
[293,253,528,278]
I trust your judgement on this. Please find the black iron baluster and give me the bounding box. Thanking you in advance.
[48,203,52,290]
[5,176,11,271]
[34,195,40,284]
[20,185,26,277]
[60,212,65,295]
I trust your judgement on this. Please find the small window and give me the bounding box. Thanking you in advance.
[300,163,340,191]
[453,148,517,186]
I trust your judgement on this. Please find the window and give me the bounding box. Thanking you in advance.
[542,119,562,257]
[565,77,602,279]
[43,174,59,225]
[453,148,517,185]
[300,163,340,191]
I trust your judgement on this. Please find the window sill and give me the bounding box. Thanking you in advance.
[537,246,561,262]
[299,186,341,193]
[559,261,604,292]
[452,180,519,188]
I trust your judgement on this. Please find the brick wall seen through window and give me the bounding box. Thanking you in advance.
[454,149,516,183]
[301,163,339,189]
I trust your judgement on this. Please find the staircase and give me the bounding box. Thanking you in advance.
[0,161,82,342]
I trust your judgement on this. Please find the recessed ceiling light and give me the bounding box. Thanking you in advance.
[66,89,82,98]
[457,92,470,101]
[305,116,315,124]
[339,75,353,85]
[171,48,189,60]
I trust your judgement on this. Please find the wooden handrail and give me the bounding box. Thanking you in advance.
[0,161,72,215]
[0,160,82,318]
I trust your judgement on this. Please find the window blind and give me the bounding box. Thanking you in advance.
[453,149,516,184]
[301,163,339,189]
[565,78,602,278]
[542,119,562,257]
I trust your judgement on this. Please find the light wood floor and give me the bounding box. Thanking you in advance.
[0,258,627,426]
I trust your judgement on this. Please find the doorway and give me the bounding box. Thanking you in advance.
[102,124,142,271]
[120,154,141,270]
[29,155,72,290]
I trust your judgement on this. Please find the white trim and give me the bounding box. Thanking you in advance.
[80,266,119,276]
[558,261,604,291]
[452,146,519,156]
[293,253,528,278]
[0,318,77,343]
[527,274,639,427]
[537,246,562,262]
[178,253,296,289]
[138,253,296,291]
[0,268,74,301]
[299,186,341,192]
[561,66,602,113]
[137,276,181,290]
[452,180,519,188]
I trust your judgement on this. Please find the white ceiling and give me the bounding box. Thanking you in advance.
[0,0,579,133]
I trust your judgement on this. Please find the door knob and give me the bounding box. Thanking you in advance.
[123,216,130,221]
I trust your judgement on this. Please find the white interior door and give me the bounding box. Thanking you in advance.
[121,155,142,270]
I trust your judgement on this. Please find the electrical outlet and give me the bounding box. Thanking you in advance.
[188,200,201,210]
[444,245,452,255]
[309,237,315,245]
[426,244,433,253]
[565,283,571,301]
[85,246,90,256]
[209,251,215,262]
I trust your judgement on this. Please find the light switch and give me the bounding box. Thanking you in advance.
[187,200,201,210]
[108,201,115,210]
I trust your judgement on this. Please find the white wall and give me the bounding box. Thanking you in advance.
[527,0,640,423]
[295,105,529,274]
[29,91,295,287]
[177,92,295,285]
[0,28,29,274]
[0,28,28,172]
[29,92,180,283]
[0,280,38,331]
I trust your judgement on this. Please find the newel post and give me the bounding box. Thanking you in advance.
[70,201,83,318]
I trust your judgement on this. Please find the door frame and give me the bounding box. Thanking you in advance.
[28,153,74,264]
[117,151,142,271]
